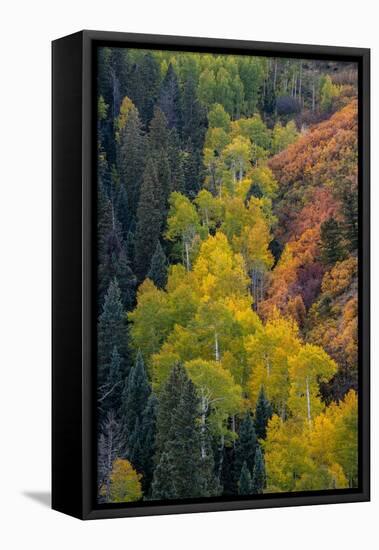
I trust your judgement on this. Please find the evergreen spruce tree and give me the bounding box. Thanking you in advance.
[97,279,128,390]
[97,345,124,413]
[125,52,160,129]
[125,230,135,268]
[158,63,183,134]
[254,386,272,440]
[151,452,175,500]
[342,186,358,251]
[97,199,124,303]
[234,413,257,483]
[134,158,162,280]
[168,129,186,194]
[220,445,237,495]
[115,245,137,311]
[154,363,187,457]
[118,106,145,224]
[147,241,168,289]
[251,445,266,494]
[164,377,203,498]
[183,138,201,198]
[148,108,172,207]
[182,75,208,151]
[139,393,159,494]
[120,350,151,451]
[115,182,130,240]
[320,218,346,266]
[238,461,252,495]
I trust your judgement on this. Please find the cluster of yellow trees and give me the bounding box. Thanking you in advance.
[129,160,358,491]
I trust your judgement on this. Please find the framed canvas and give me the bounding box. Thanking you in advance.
[52,30,370,520]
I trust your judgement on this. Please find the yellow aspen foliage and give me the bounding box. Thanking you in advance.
[288,344,337,422]
[108,459,142,503]
[246,314,301,414]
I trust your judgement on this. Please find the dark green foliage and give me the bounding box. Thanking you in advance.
[125,52,160,128]
[238,461,252,495]
[97,279,128,391]
[148,108,173,208]
[251,445,266,494]
[120,351,151,450]
[97,197,124,303]
[158,63,183,134]
[151,452,175,500]
[125,230,135,267]
[147,241,168,289]
[139,394,159,494]
[220,445,237,495]
[254,386,272,440]
[342,186,358,251]
[115,245,137,311]
[182,75,208,150]
[183,139,202,198]
[115,183,130,239]
[163,378,204,498]
[134,158,163,280]
[168,129,186,194]
[118,106,145,224]
[320,218,346,266]
[234,413,257,483]
[154,363,188,457]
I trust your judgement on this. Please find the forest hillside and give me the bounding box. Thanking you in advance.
[96,49,359,503]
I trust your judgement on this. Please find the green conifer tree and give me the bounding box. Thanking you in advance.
[234,413,257,483]
[320,218,346,266]
[254,386,272,440]
[158,63,183,134]
[238,461,252,495]
[120,350,151,451]
[147,241,168,289]
[97,279,128,390]
[251,445,266,494]
[151,452,175,500]
[134,158,162,280]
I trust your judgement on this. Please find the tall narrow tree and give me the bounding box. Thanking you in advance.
[147,241,168,289]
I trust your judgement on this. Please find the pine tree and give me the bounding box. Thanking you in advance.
[134,158,163,280]
[182,75,207,151]
[234,413,257,483]
[147,241,168,289]
[158,63,183,134]
[251,445,266,494]
[183,138,201,198]
[120,350,151,452]
[238,461,252,495]
[118,106,145,224]
[125,230,135,267]
[254,386,272,440]
[320,218,346,266]
[97,279,128,391]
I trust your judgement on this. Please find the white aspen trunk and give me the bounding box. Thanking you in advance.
[184,241,190,271]
[312,79,316,112]
[215,332,220,361]
[265,354,270,378]
[306,376,311,423]
[200,394,207,459]
[106,428,113,502]
[299,62,303,106]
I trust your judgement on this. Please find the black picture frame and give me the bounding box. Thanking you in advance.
[52,30,370,520]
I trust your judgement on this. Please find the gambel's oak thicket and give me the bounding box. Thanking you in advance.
[96,47,359,503]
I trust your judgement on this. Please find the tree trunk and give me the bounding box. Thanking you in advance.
[306,376,311,423]
[184,240,190,271]
[215,332,220,361]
